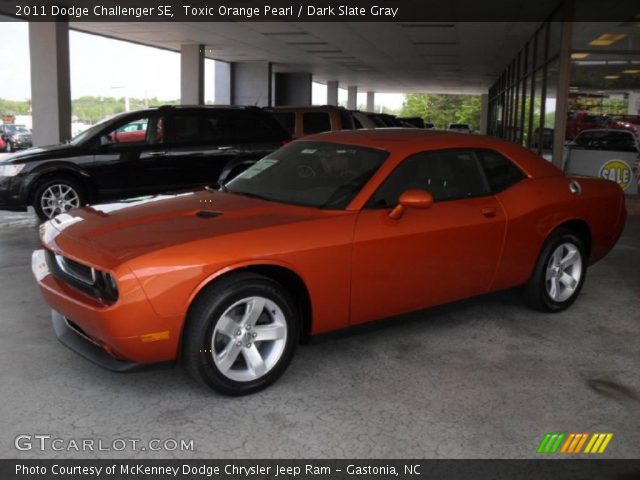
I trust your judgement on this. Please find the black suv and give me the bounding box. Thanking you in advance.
[0,106,290,220]
[0,124,33,152]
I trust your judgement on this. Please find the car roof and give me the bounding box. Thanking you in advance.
[300,129,561,179]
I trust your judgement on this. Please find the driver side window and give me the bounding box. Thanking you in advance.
[366,149,490,209]
[102,116,163,146]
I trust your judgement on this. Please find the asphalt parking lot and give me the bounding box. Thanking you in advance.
[0,209,638,459]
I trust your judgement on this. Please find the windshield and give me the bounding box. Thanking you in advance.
[225,141,388,209]
[5,125,30,134]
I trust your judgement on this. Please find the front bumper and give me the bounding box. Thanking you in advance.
[32,249,182,366]
[0,175,29,210]
[51,310,142,372]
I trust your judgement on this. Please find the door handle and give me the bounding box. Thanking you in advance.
[481,207,497,218]
[146,151,166,157]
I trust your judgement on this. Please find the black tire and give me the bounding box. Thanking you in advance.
[524,228,587,312]
[182,272,299,396]
[32,177,87,221]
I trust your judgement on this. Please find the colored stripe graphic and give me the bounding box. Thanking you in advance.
[584,433,613,454]
[537,433,566,454]
[560,433,589,453]
[539,433,613,454]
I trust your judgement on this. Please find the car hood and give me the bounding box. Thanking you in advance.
[1,143,79,163]
[44,189,319,264]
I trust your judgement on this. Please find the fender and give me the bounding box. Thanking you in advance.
[186,258,310,309]
[26,161,96,202]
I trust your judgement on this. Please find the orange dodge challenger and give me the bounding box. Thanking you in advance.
[32,130,626,395]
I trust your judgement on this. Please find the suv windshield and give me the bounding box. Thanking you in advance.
[225,141,388,209]
[4,125,30,134]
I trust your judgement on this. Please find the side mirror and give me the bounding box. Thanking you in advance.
[389,189,434,220]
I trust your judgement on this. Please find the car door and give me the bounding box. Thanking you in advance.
[148,110,241,190]
[90,112,163,200]
[350,149,507,325]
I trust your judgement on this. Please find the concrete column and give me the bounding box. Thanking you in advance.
[479,93,489,135]
[231,62,272,107]
[628,92,640,115]
[214,60,231,105]
[28,22,71,146]
[552,3,575,168]
[274,72,312,106]
[366,91,375,112]
[180,44,204,105]
[326,81,338,106]
[347,86,358,110]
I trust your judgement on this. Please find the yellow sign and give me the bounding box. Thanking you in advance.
[599,160,632,190]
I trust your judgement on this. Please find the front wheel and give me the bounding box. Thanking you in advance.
[32,177,86,221]
[183,273,299,395]
[524,229,587,312]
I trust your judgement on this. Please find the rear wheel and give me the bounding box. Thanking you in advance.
[524,229,587,312]
[183,272,298,395]
[33,177,86,221]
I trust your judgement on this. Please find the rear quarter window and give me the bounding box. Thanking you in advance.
[477,149,526,193]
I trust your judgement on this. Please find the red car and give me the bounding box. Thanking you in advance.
[32,130,626,395]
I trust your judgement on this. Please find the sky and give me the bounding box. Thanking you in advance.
[0,19,404,110]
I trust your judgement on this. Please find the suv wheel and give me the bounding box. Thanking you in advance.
[33,177,86,221]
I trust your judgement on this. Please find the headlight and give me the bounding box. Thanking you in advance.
[0,164,26,177]
[95,270,119,303]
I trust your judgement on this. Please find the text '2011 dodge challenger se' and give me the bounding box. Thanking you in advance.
[32,130,626,395]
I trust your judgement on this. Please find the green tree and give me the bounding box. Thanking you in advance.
[401,93,481,130]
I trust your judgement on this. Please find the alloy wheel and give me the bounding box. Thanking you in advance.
[211,296,288,382]
[545,242,583,302]
[40,184,81,218]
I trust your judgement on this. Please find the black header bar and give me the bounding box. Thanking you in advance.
[0,0,639,22]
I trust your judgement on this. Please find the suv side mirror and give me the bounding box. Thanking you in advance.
[389,189,434,220]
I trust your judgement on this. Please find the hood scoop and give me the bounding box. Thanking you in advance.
[196,210,223,218]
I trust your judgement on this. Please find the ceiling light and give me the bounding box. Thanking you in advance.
[622,69,640,74]
[604,75,620,79]
[571,52,590,59]
[589,33,627,46]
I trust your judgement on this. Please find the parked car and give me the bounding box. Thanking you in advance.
[268,106,354,138]
[0,124,33,152]
[569,128,639,152]
[564,129,640,195]
[374,113,404,127]
[351,110,384,129]
[32,130,625,395]
[448,123,473,134]
[0,106,290,220]
[398,117,425,128]
[566,111,639,141]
